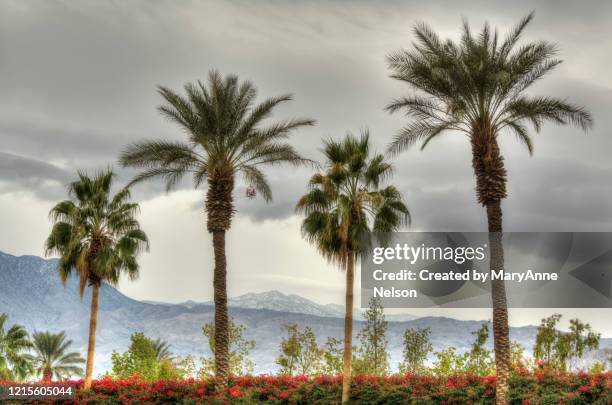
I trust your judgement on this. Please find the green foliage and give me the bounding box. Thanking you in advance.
[111,332,186,381]
[0,313,32,381]
[353,298,389,375]
[565,318,601,368]
[276,324,323,375]
[431,347,467,376]
[112,333,159,381]
[199,320,255,377]
[398,327,432,374]
[321,337,343,375]
[177,355,197,378]
[534,314,561,364]
[31,331,84,381]
[45,170,149,295]
[534,314,600,371]
[465,323,494,376]
[429,324,496,376]
[510,341,529,371]
[588,362,606,373]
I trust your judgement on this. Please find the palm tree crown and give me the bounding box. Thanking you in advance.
[45,170,149,295]
[0,313,32,381]
[120,70,315,231]
[31,331,84,381]
[386,12,592,205]
[297,131,410,262]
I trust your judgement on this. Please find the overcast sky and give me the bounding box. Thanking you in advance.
[1,1,611,334]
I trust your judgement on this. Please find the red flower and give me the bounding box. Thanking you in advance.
[280,389,289,398]
[578,385,589,392]
[484,375,496,385]
[229,386,242,397]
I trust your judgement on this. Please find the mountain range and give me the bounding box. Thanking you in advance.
[143,290,347,318]
[0,251,609,375]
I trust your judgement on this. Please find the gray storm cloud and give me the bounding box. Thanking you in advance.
[1,1,612,314]
[2,0,611,231]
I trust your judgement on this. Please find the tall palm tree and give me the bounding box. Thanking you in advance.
[31,331,84,382]
[45,170,149,389]
[296,132,410,404]
[385,13,592,403]
[0,313,32,381]
[119,70,315,389]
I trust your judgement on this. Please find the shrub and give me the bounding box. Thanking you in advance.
[7,371,610,404]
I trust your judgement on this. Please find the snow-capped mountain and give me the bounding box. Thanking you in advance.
[204,290,346,318]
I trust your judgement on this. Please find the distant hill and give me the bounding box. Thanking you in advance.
[0,251,609,375]
[205,290,348,318]
[146,289,417,321]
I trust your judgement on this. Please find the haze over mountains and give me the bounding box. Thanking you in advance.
[142,290,347,318]
[0,251,609,374]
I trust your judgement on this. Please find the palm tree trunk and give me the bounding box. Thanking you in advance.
[341,251,354,404]
[487,202,511,405]
[212,230,230,390]
[205,172,234,392]
[83,283,99,390]
[471,130,510,404]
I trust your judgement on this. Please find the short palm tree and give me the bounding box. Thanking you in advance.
[45,170,149,389]
[31,331,84,382]
[385,13,592,403]
[0,313,32,381]
[120,70,315,389]
[296,132,410,404]
[151,338,172,361]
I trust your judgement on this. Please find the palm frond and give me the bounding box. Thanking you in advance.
[120,141,203,190]
[499,11,535,59]
[387,121,454,156]
[241,165,272,202]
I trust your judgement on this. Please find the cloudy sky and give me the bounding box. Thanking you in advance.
[1,1,611,333]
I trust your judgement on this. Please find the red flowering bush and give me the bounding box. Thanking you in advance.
[4,371,610,404]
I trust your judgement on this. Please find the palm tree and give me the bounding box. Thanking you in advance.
[45,170,149,389]
[385,13,592,403]
[119,70,315,389]
[31,331,84,382]
[0,313,32,381]
[151,338,172,361]
[296,132,410,404]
